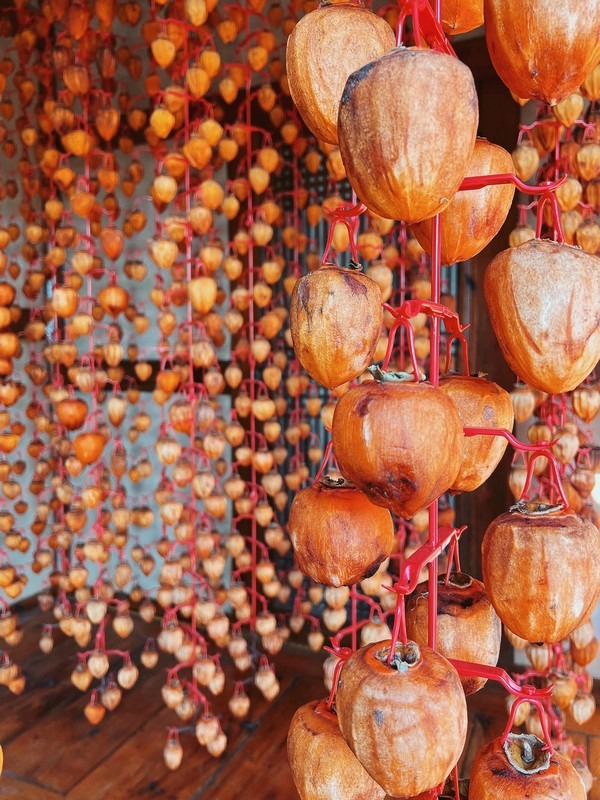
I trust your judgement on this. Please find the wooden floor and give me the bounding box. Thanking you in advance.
[0,607,598,799]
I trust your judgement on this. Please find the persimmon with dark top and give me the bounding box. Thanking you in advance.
[469,733,586,799]
[406,573,501,695]
[337,47,478,223]
[336,640,467,798]
[288,477,394,587]
[332,376,463,518]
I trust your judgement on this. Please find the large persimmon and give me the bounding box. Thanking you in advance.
[289,264,382,390]
[470,733,586,799]
[438,373,514,493]
[336,640,467,797]
[485,0,600,105]
[286,1,395,145]
[482,501,600,643]
[288,477,394,587]
[331,376,463,518]
[484,240,600,394]
[413,139,515,264]
[338,47,478,223]
[406,573,501,695]
[287,699,386,800]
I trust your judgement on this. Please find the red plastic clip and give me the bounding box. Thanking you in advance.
[323,644,353,709]
[449,659,555,751]
[463,428,569,507]
[396,0,456,56]
[382,300,470,375]
[386,299,468,336]
[459,172,567,196]
[392,525,466,596]
[383,526,467,661]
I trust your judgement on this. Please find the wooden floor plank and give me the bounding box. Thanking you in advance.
[0,612,169,795]
[0,644,160,748]
[64,645,325,800]
[588,736,600,800]
[0,610,156,746]
[65,702,218,800]
[64,682,288,800]
[0,775,62,799]
[2,661,167,795]
[1,606,62,665]
[198,673,325,800]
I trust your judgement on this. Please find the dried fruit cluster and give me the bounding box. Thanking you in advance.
[502,64,600,772]
[0,0,474,772]
[284,0,599,798]
[0,0,597,791]
[0,0,436,769]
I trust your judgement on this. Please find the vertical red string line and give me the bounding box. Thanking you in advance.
[182,19,200,687]
[427,211,441,650]
[244,61,258,626]
[350,585,358,652]
[292,157,303,478]
[79,89,98,427]
[398,249,406,372]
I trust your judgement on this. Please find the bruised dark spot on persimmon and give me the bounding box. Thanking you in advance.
[359,554,387,582]
[297,279,310,313]
[288,480,394,587]
[406,574,501,695]
[341,269,368,297]
[356,394,372,417]
[332,378,463,518]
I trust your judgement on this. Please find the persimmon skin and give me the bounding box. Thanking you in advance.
[287,699,386,800]
[332,380,463,518]
[437,0,483,34]
[438,374,514,493]
[286,3,395,145]
[406,573,501,695]
[484,0,600,105]
[338,47,478,223]
[484,240,600,395]
[336,640,468,798]
[482,508,600,643]
[413,138,515,265]
[288,481,394,587]
[56,398,89,431]
[469,734,586,799]
[289,265,382,390]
